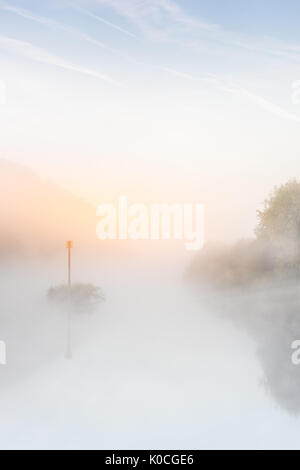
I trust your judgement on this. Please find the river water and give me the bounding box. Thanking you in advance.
[0,253,299,449]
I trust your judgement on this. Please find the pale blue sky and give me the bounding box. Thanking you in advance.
[1,0,300,241]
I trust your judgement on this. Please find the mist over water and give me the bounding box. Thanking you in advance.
[1,0,300,451]
[1,251,300,450]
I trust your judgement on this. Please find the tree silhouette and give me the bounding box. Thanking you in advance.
[256,179,300,270]
[48,283,105,314]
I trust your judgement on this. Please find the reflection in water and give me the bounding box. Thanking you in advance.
[213,280,300,415]
[1,255,300,448]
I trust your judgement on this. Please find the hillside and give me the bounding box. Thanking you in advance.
[0,159,98,256]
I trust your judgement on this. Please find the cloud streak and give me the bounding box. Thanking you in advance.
[94,0,300,64]
[0,35,121,85]
[0,1,120,54]
[164,67,300,125]
[72,5,137,38]
[94,0,217,30]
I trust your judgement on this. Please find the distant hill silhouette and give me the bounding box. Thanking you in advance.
[0,159,98,256]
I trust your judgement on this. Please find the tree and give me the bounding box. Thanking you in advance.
[256,179,300,270]
[48,283,105,314]
[188,239,274,287]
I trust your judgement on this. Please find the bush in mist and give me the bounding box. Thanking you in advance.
[188,240,275,287]
[189,180,300,287]
[47,283,105,314]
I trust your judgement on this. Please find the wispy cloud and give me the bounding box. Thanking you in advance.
[0,1,118,54]
[0,35,121,85]
[93,0,218,36]
[72,4,137,38]
[163,67,200,81]
[94,0,300,64]
[0,0,142,70]
[153,0,218,31]
[237,88,300,124]
[164,67,300,125]
[0,1,53,26]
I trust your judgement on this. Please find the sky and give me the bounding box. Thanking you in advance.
[1,0,300,242]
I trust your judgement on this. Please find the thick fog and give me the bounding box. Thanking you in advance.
[1,250,300,450]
